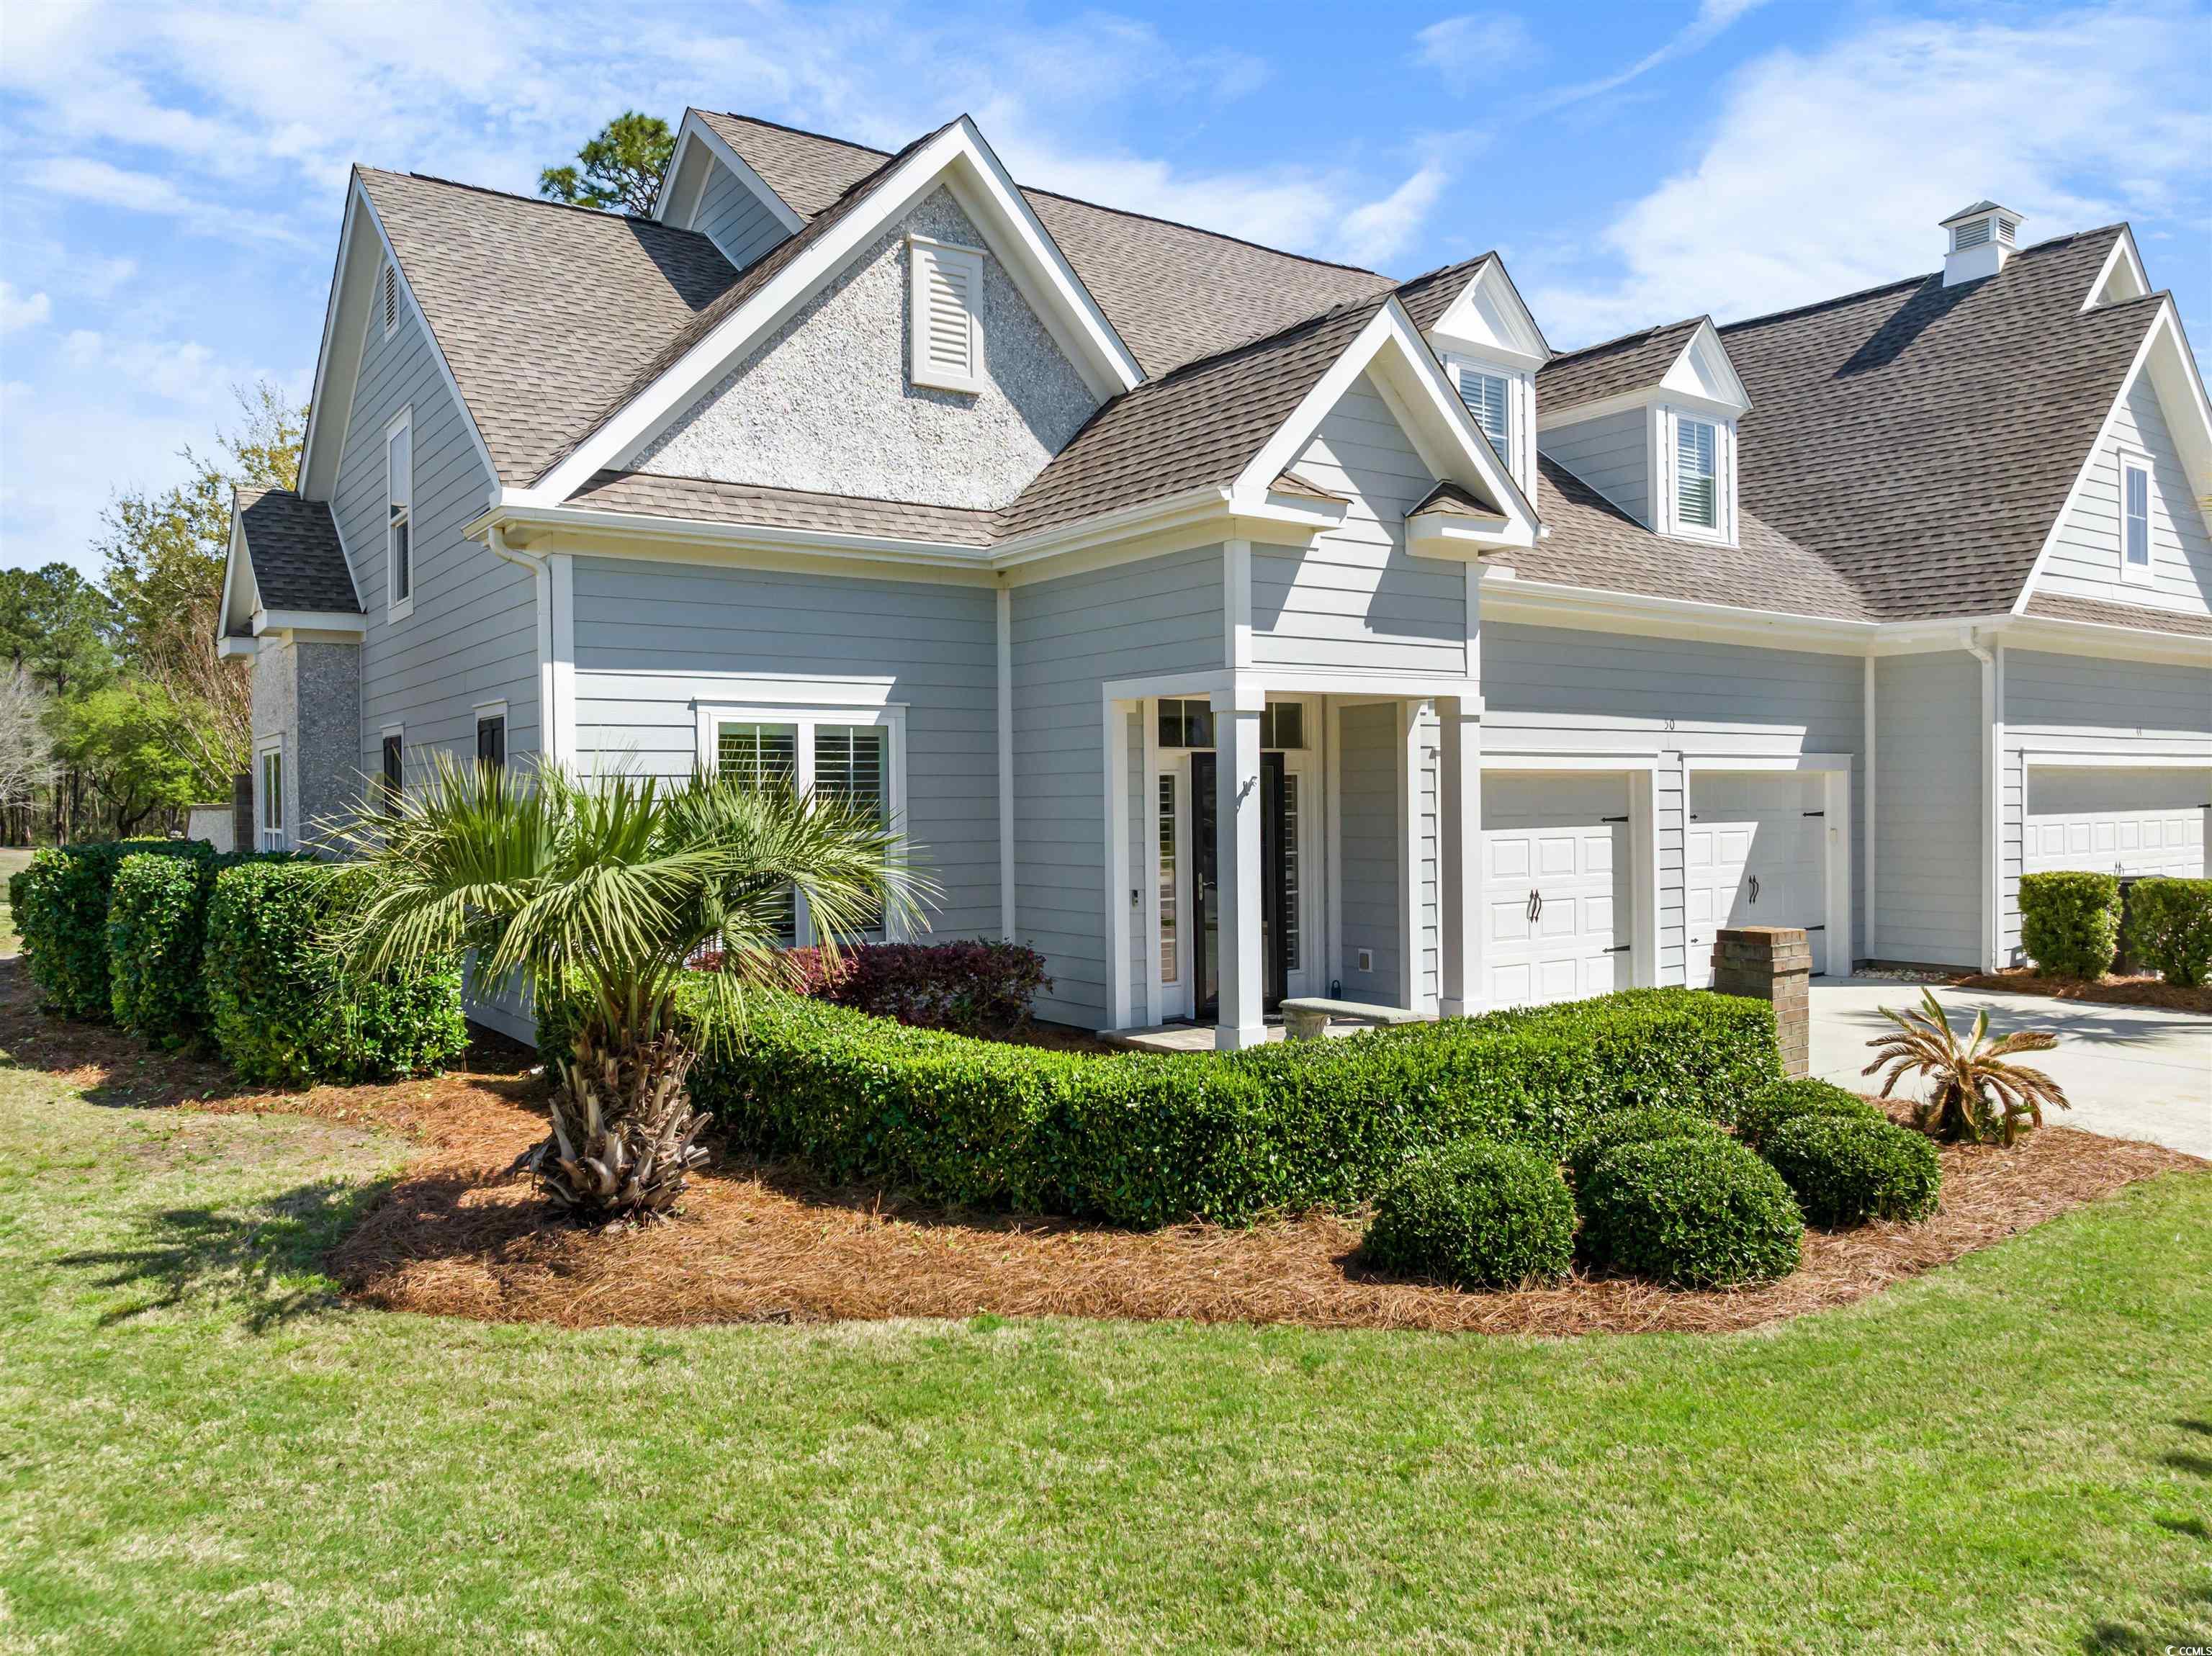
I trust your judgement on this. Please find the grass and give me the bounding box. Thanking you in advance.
[0,1050,2208,1650]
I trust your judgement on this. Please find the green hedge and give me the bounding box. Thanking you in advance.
[541,984,1779,1227]
[204,860,467,1086]
[15,840,206,1020]
[2018,870,2121,981]
[1577,1136,1804,1288]
[108,853,215,1048]
[1735,1077,1887,1153]
[1761,1115,1941,1229]
[1363,1139,1575,1289]
[1563,1106,1727,1192]
[2123,876,2212,988]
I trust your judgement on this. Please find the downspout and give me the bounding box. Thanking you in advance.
[1861,654,1876,966]
[1961,629,2000,973]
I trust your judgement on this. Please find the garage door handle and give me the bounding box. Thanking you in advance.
[1748,875,1761,903]
[1604,944,1632,953]
[1527,889,1543,922]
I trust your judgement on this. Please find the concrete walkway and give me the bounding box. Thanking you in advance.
[1809,978,2212,1158]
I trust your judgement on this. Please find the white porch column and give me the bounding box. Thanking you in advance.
[1438,693,1483,1017]
[1211,682,1267,1050]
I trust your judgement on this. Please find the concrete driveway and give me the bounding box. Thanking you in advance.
[1809,978,2212,1158]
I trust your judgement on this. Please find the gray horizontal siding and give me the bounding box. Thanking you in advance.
[1254,375,1465,675]
[570,557,1002,940]
[333,285,536,792]
[1873,650,1982,968]
[1011,545,1223,1028]
[1997,647,2212,959]
[2036,373,2212,618]
[1485,623,1864,981]
[1539,408,1649,525]
[692,160,789,269]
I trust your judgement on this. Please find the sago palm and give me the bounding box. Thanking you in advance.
[328,752,926,1220]
[1861,989,2069,1146]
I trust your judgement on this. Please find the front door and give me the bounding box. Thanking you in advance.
[1189,751,1289,1021]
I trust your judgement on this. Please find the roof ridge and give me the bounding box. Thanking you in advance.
[707,107,1391,280]
[371,166,721,238]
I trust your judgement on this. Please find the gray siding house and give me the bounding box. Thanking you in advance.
[220,113,2212,1045]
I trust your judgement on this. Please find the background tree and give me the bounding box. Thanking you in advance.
[0,564,115,842]
[539,112,676,215]
[50,683,198,840]
[0,670,58,827]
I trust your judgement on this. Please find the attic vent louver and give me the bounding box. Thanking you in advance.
[909,236,984,394]
[1953,217,1991,251]
[381,264,398,336]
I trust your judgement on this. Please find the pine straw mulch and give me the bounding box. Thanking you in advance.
[3,957,2199,1338]
[1951,966,2212,1017]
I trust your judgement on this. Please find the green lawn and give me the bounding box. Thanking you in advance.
[0,1052,2207,1650]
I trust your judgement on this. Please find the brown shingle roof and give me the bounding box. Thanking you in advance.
[235,487,359,613]
[1394,256,1498,335]
[1537,318,1705,413]
[568,471,998,546]
[360,169,739,485]
[1498,457,1874,621]
[698,111,1395,378]
[1721,226,2161,621]
[1411,479,1501,520]
[2020,592,2212,637]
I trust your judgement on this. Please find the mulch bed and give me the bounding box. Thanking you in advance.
[4,957,2199,1338]
[1951,966,2212,1017]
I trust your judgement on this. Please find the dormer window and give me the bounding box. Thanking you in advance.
[1676,416,1718,531]
[1457,366,1511,463]
[909,235,984,394]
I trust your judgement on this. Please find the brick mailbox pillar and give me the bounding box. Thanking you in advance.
[1712,926,1812,1079]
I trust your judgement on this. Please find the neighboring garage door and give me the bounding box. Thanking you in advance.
[2025,766,2211,876]
[1687,772,1829,981]
[1483,773,1632,1009]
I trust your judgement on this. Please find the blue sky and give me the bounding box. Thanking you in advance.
[3,0,2207,577]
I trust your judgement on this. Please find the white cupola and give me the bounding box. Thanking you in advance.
[1941,200,2023,287]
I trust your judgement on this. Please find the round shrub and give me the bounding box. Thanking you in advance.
[1364,1139,1575,1289]
[2018,869,2121,981]
[1735,1077,1885,1152]
[1763,1115,1941,1229]
[1578,1137,1803,1288]
[2122,876,2212,989]
[1563,1106,1726,1191]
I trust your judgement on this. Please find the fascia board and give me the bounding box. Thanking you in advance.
[216,511,252,644]
[1483,575,1877,654]
[485,500,996,568]
[253,608,368,636]
[521,122,1141,507]
[1406,513,1514,558]
[297,177,369,502]
[1997,613,2212,668]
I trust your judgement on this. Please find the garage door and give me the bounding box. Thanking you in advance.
[2025,767,2210,876]
[1483,773,1632,1009]
[1687,772,1829,981]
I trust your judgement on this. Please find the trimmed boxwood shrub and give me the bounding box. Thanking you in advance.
[2123,876,2212,988]
[204,860,467,1086]
[1762,1115,1941,1229]
[14,840,203,1020]
[1578,1137,1803,1288]
[1363,1139,1575,1289]
[108,852,215,1048]
[1563,1106,1727,1192]
[1735,1077,1887,1153]
[781,939,1053,1032]
[2018,869,2121,981]
[541,983,1779,1227]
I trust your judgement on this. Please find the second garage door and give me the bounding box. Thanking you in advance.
[2025,766,2209,877]
[1483,773,1633,1009]
[1687,771,1830,981]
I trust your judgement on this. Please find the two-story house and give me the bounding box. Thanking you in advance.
[217,112,2212,1045]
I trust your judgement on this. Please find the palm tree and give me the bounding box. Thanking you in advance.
[328,753,925,1220]
[1861,989,2069,1146]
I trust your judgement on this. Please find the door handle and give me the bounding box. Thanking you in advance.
[1748,874,1761,904]
[1527,889,1544,922]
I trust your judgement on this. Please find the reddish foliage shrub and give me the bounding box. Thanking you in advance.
[696,940,1051,1035]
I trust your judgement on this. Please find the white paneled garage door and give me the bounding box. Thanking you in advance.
[1687,772,1830,981]
[1483,773,1632,1009]
[2025,766,2210,877]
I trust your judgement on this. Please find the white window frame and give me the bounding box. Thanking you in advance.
[2118,448,2154,583]
[258,740,286,851]
[1660,406,1734,544]
[385,405,414,622]
[1444,352,1532,492]
[908,233,986,395]
[693,695,910,944]
[379,722,405,811]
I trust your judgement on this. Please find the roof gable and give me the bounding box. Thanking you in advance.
[1416,255,1550,368]
[1537,318,1705,415]
[226,487,361,626]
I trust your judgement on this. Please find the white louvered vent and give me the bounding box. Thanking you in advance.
[1953,217,1991,251]
[381,264,398,336]
[909,236,984,393]
[1996,216,2018,245]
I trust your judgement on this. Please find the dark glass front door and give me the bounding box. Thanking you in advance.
[1189,750,1288,1022]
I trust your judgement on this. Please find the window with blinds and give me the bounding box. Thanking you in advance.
[814,726,887,822]
[720,723,799,942]
[2123,460,2152,567]
[1457,366,1510,462]
[1676,416,1718,531]
[1280,772,1301,973]
[910,237,985,393]
[1157,774,1178,986]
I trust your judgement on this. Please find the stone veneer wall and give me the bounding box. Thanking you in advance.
[250,636,361,850]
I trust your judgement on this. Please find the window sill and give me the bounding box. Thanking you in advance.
[387,597,415,624]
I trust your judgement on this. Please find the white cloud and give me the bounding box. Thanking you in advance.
[29,156,184,215]
[1529,6,2212,346]
[1338,164,1452,268]
[0,284,53,334]
[1534,0,1771,112]
[1415,13,1539,91]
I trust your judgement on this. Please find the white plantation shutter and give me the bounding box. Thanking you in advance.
[1676,417,1718,531]
[910,238,984,392]
[1457,366,1510,460]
